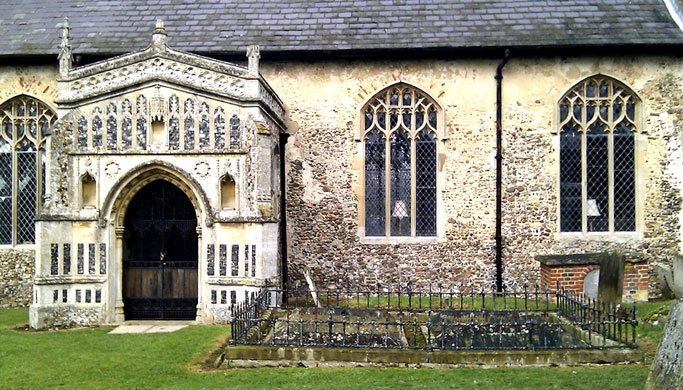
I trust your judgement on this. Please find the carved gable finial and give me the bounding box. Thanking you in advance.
[150,85,165,121]
[247,45,260,76]
[152,19,168,50]
[58,17,73,78]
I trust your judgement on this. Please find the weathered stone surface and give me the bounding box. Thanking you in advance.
[221,345,642,368]
[0,249,35,308]
[673,255,683,298]
[598,250,625,306]
[260,57,683,295]
[646,299,683,390]
[28,305,104,329]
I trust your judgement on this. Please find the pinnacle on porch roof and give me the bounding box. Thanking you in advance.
[1,0,682,57]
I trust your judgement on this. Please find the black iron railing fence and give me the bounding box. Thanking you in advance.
[229,283,637,350]
[556,285,638,346]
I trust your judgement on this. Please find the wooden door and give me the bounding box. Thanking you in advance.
[122,180,198,320]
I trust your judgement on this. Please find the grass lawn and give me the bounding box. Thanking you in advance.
[0,301,671,390]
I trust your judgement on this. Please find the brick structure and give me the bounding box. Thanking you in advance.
[538,253,649,302]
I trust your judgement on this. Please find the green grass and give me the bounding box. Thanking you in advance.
[289,292,555,312]
[0,302,671,390]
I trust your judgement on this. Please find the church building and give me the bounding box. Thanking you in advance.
[0,0,682,328]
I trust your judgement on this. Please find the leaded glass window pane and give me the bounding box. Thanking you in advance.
[614,122,635,231]
[415,131,436,236]
[0,151,11,244]
[558,76,638,233]
[17,150,36,244]
[365,130,385,236]
[390,129,411,236]
[586,125,608,232]
[0,96,54,245]
[363,84,439,237]
[560,125,581,232]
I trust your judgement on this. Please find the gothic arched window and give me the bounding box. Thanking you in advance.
[0,96,56,245]
[363,84,438,237]
[559,76,638,233]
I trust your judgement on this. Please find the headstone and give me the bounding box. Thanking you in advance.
[673,255,683,299]
[656,264,675,299]
[646,299,683,390]
[583,269,600,299]
[597,250,624,306]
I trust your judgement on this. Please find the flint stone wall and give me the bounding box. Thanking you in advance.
[0,249,35,307]
[262,56,683,294]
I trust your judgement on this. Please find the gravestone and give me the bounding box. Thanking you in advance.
[583,269,600,300]
[673,255,683,299]
[656,264,675,299]
[597,250,624,306]
[646,299,683,390]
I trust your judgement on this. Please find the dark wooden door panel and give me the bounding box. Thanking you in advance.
[122,180,198,320]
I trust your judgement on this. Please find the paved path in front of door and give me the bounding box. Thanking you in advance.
[109,321,195,334]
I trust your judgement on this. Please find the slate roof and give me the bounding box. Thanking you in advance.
[1,0,682,57]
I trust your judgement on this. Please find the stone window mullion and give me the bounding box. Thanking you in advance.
[11,143,18,246]
[608,121,615,233]
[581,99,588,234]
[410,132,416,237]
[383,118,391,237]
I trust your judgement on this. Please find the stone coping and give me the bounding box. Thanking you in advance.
[220,345,643,368]
[536,252,646,266]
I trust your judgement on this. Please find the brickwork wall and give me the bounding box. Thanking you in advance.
[540,261,649,302]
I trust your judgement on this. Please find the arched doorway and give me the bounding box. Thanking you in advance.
[122,179,198,320]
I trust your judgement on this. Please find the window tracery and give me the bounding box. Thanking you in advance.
[559,76,637,233]
[363,84,438,237]
[0,96,56,245]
